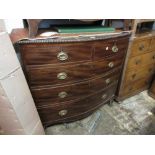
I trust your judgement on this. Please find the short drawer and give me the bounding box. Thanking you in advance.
[31,68,120,105]
[124,63,155,84]
[93,53,125,75]
[94,36,129,60]
[130,38,151,57]
[127,51,155,70]
[20,42,93,65]
[37,83,117,125]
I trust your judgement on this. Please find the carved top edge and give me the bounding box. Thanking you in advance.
[15,32,131,44]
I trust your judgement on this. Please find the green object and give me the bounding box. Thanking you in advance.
[56,26,115,33]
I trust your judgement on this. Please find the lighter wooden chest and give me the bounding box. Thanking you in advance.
[116,34,155,101]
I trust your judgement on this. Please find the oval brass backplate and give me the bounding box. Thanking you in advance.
[105,78,111,84]
[58,91,68,98]
[102,94,107,100]
[57,51,68,61]
[112,45,119,53]
[108,62,114,68]
[59,110,68,116]
[57,72,67,80]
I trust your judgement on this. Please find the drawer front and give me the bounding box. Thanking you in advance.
[121,77,152,96]
[127,51,155,70]
[94,37,129,60]
[27,62,93,86]
[31,68,120,105]
[124,64,155,84]
[31,81,92,104]
[93,53,125,75]
[130,39,151,57]
[20,42,93,65]
[150,37,155,51]
[37,83,117,125]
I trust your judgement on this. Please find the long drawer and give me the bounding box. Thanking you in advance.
[20,42,93,65]
[37,83,117,126]
[124,63,155,85]
[127,51,155,70]
[26,54,124,87]
[31,68,120,106]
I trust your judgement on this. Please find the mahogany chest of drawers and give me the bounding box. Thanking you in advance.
[14,32,130,127]
[116,34,155,101]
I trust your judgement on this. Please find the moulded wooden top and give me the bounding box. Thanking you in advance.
[10,28,131,44]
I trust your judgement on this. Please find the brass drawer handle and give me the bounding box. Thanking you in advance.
[105,78,111,84]
[57,72,67,80]
[139,44,145,51]
[135,59,141,65]
[152,55,155,59]
[108,62,114,68]
[112,45,118,53]
[57,51,68,61]
[58,91,68,98]
[129,87,133,91]
[132,74,136,79]
[59,110,68,116]
[102,94,107,100]
[148,68,153,72]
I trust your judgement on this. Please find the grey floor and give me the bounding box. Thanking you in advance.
[45,91,155,135]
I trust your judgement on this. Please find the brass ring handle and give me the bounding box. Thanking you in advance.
[57,51,68,61]
[108,62,114,68]
[59,110,68,116]
[139,44,145,51]
[57,72,67,80]
[102,94,107,100]
[112,45,119,53]
[105,78,111,84]
[58,91,68,98]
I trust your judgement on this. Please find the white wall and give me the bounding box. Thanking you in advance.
[4,19,23,33]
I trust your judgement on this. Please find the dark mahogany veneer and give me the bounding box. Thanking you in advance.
[14,32,130,127]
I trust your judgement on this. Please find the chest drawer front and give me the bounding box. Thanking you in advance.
[91,69,120,90]
[20,42,93,65]
[130,39,151,57]
[127,51,155,70]
[124,64,155,84]
[94,37,129,60]
[31,81,92,104]
[37,83,117,124]
[93,54,125,75]
[121,77,152,96]
[31,68,120,106]
[27,62,93,86]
